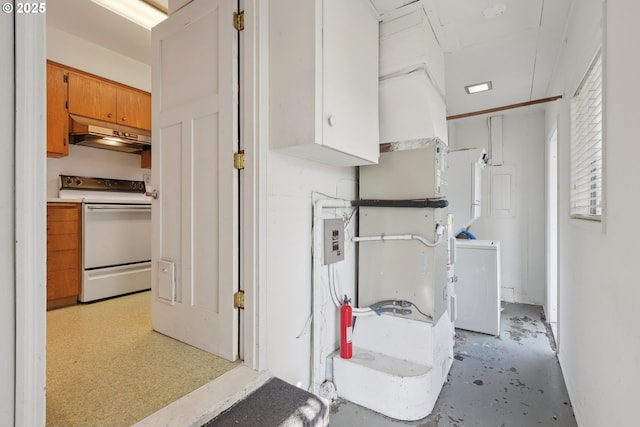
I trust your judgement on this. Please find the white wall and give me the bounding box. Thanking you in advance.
[47,27,151,91]
[47,145,149,198]
[0,10,15,425]
[264,152,356,389]
[545,1,640,426]
[450,110,546,305]
[46,26,151,197]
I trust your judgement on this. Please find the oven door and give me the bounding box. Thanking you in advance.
[83,203,151,269]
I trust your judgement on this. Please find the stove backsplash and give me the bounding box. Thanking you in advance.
[47,144,149,199]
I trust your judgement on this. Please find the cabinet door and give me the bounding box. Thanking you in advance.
[322,0,379,163]
[67,72,117,123]
[46,63,69,157]
[47,203,82,309]
[269,0,379,166]
[117,87,152,130]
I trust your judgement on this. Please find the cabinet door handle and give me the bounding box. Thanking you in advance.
[121,117,127,122]
[107,113,113,118]
[63,138,67,146]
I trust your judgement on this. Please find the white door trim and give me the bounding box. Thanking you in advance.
[240,0,268,372]
[1,10,16,426]
[14,13,47,427]
[545,124,559,338]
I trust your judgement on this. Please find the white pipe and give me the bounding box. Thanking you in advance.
[354,233,442,248]
[328,264,376,316]
[311,198,351,395]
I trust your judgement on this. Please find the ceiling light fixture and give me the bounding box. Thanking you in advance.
[90,0,167,30]
[465,81,493,94]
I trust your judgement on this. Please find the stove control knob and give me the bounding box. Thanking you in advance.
[65,176,72,185]
[105,180,111,187]
[75,178,82,185]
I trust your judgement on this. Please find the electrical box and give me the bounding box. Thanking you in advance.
[323,218,344,265]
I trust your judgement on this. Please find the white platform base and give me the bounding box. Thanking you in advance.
[331,313,454,421]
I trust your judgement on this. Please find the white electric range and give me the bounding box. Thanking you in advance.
[58,175,152,302]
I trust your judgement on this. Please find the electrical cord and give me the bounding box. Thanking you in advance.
[409,302,433,321]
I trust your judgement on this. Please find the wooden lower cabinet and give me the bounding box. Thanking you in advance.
[47,203,82,310]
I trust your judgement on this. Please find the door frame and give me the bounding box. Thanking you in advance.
[17,0,267,423]
[238,0,267,372]
[545,124,560,341]
[14,11,47,427]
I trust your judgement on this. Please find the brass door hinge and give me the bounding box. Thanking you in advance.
[234,150,245,170]
[233,290,245,309]
[233,11,245,31]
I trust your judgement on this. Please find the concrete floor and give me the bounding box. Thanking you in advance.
[330,303,577,427]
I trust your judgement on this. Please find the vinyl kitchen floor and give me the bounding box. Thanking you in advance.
[46,290,239,427]
[330,303,577,427]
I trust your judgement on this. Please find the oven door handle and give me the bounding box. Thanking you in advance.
[86,205,151,213]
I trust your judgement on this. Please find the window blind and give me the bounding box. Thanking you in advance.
[570,51,603,220]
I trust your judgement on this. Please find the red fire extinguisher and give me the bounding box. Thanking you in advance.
[340,296,353,359]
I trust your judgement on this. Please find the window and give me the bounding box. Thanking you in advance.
[570,50,603,220]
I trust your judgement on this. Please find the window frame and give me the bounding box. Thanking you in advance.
[570,49,604,222]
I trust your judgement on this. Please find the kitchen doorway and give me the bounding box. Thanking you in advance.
[35,0,267,424]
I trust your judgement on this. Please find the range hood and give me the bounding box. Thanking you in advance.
[69,114,151,154]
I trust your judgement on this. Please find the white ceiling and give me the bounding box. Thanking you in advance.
[432,0,573,117]
[46,0,168,65]
[47,0,572,117]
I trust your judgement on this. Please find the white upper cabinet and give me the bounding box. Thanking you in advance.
[270,0,380,167]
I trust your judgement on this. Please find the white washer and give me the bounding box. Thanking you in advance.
[454,240,501,336]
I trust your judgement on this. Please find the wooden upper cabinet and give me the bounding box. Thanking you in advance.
[67,72,118,123]
[46,63,69,157]
[117,87,152,130]
[67,70,152,131]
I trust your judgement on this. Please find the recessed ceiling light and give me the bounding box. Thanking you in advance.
[91,0,167,30]
[465,81,493,94]
[483,3,507,19]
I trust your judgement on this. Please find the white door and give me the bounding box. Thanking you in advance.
[150,0,239,361]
